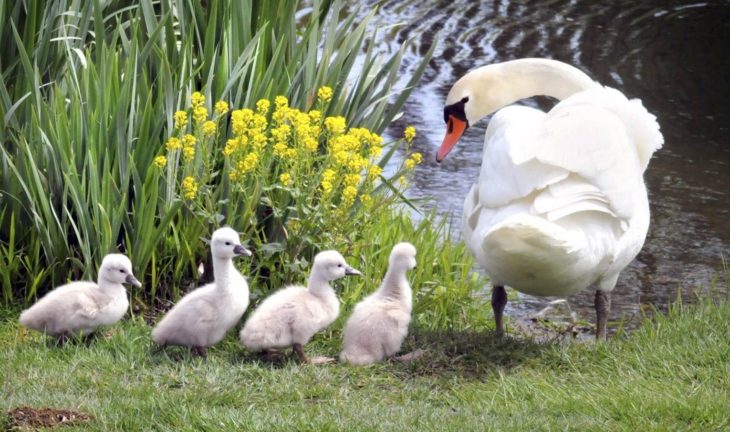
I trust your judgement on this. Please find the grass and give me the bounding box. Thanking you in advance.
[1,297,728,431]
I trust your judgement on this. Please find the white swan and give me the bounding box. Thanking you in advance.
[240,250,360,363]
[340,242,417,365]
[435,58,663,339]
[19,254,141,342]
[151,227,251,357]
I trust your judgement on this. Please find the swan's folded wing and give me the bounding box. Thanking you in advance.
[479,102,645,221]
[478,106,570,209]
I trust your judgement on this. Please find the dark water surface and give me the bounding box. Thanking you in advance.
[367,0,730,325]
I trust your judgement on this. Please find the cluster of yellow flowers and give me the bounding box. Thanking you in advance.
[158,87,420,208]
[181,176,198,200]
[404,152,423,170]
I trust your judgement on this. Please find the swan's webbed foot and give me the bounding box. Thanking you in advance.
[595,290,611,340]
[292,343,309,363]
[492,285,508,338]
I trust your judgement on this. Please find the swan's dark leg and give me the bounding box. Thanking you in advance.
[492,285,508,338]
[595,290,611,340]
[292,343,309,363]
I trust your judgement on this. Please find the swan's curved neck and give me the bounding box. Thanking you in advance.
[307,270,333,298]
[212,256,236,289]
[98,276,124,294]
[380,268,409,300]
[464,59,599,122]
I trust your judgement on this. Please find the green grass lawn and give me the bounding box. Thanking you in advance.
[1,299,729,431]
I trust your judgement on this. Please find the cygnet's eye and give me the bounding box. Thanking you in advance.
[119,269,126,273]
[337,264,343,268]
[225,241,231,246]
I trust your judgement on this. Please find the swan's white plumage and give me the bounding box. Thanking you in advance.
[451,59,662,299]
[339,243,417,365]
[19,254,139,336]
[240,250,357,352]
[151,227,250,349]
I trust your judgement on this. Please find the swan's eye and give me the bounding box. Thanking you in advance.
[119,269,125,273]
[337,264,343,268]
[225,241,231,246]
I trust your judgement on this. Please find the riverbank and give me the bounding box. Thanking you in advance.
[2,295,728,431]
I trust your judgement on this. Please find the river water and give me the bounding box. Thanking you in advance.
[367,0,730,326]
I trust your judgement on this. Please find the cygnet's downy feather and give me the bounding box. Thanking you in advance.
[240,250,360,361]
[19,254,141,338]
[151,227,251,354]
[340,243,417,365]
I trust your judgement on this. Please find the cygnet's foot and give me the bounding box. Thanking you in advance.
[308,356,336,365]
[392,349,427,363]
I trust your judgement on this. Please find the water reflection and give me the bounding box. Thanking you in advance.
[366,0,730,324]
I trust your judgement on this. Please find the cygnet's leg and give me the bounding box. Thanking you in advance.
[595,290,611,341]
[292,343,309,363]
[191,346,207,358]
[55,332,70,346]
[492,285,507,338]
[392,349,427,363]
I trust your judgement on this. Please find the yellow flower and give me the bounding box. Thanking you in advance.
[317,86,333,103]
[361,194,372,206]
[303,137,318,152]
[405,152,423,170]
[323,169,336,182]
[273,142,288,157]
[153,155,167,168]
[223,139,237,156]
[181,176,198,200]
[321,180,333,194]
[252,133,268,151]
[231,109,253,136]
[274,96,288,108]
[324,116,346,135]
[368,165,382,181]
[214,100,229,116]
[279,173,292,186]
[183,146,195,161]
[251,114,268,133]
[285,148,297,159]
[174,111,188,129]
[193,106,208,124]
[308,110,322,123]
[398,176,408,188]
[272,125,291,143]
[256,99,271,115]
[183,134,197,148]
[191,92,205,109]
[370,145,383,158]
[238,152,259,174]
[165,137,181,151]
[202,120,217,137]
[344,173,361,187]
[404,125,416,143]
[342,186,357,202]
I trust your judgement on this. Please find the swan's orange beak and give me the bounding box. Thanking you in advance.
[436,115,467,163]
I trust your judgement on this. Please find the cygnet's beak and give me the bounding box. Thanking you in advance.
[233,245,252,256]
[125,273,142,288]
[344,266,361,276]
